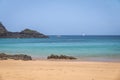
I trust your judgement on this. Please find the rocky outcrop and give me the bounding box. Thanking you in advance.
[19,29,48,38]
[0,22,48,38]
[0,53,32,60]
[0,22,8,36]
[47,54,77,60]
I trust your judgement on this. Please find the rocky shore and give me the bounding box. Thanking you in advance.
[0,22,48,38]
[0,53,32,60]
[47,54,77,60]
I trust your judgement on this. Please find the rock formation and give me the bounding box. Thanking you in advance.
[0,22,8,36]
[0,22,48,38]
[47,54,77,60]
[0,53,32,60]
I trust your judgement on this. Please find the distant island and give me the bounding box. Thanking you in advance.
[0,22,48,38]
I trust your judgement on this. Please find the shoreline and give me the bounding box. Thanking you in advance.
[32,57,120,63]
[1,59,120,64]
[1,59,120,63]
[1,52,120,62]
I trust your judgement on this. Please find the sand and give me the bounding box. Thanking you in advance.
[0,60,120,80]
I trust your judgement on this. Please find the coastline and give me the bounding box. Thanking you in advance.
[32,56,120,63]
[1,52,120,62]
[0,36,120,62]
[0,60,120,80]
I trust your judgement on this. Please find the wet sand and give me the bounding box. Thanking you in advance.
[0,60,120,80]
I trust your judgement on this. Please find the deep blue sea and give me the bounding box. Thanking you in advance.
[0,35,120,61]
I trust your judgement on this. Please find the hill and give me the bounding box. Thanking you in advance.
[0,22,48,38]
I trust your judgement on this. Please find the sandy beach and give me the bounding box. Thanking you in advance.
[0,60,120,80]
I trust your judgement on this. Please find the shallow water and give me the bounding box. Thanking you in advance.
[0,35,120,61]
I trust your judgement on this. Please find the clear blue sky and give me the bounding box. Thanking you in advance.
[0,0,120,35]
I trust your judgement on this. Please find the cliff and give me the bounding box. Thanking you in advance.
[0,22,48,38]
[0,22,8,36]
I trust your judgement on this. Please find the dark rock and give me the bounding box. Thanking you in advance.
[19,29,48,38]
[47,54,77,60]
[0,53,8,60]
[11,54,32,60]
[0,53,32,60]
[0,22,8,36]
[0,22,48,38]
[20,29,41,34]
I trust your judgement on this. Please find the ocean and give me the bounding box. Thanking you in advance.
[0,35,120,61]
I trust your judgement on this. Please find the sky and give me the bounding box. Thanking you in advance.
[0,0,120,35]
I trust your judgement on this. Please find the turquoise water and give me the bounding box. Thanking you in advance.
[0,35,120,61]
